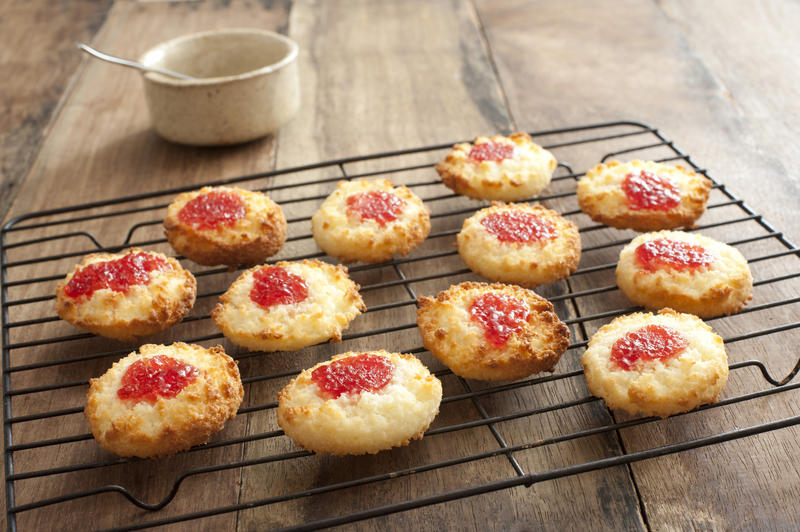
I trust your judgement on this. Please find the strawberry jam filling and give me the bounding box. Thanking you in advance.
[249,265,308,309]
[468,142,514,162]
[345,191,406,226]
[622,170,681,211]
[311,353,395,399]
[635,238,714,272]
[469,293,530,347]
[481,211,557,243]
[64,252,172,298]
[178,190,246,230]
[610,325,688,371]
[117,355,199,404]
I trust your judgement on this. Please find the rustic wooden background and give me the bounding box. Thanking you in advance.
[2,0,799,530]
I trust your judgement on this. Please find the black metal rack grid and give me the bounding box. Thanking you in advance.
[2,121,800,531]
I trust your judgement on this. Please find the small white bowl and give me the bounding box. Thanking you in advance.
[139,28,300,146]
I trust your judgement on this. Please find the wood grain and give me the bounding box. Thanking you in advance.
[3,0,800,530]
[0,0,113,222]
[475,0,800,244]
[3,1,289,531]
[237,0,643,529]
[5,0,291,222]
[656,0,800,243]
[476,0,800,529]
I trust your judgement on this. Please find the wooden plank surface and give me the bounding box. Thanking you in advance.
[237,1,643,529]
[476,0,800,529]
[3,2,290,531]
[475,0,800,244]
[2,0,800,530]
[0,0,113,222]
[0,3,113,529]
[5,0,290,220]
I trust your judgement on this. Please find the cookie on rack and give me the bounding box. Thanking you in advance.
[85,342,243,458]
[164,185,287,267]
[310,178,431,264]
[616,230,753,318]
[212,259,365,352]
[581,309,728,418]
[416,282,570,381]
[457,202,581,288]
[435,132,557,201]
[55,248,196,342]
[576,160,712,231]
[278,350,442,455]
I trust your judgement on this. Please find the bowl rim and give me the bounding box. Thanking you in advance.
[138,28,299,86]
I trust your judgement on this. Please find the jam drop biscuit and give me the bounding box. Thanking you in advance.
[616,230,753,318]
[278,350,442,455]
[417,282,570,381]
[457,202,581,288]
[577,160,712,231]
[85,342,243,457]
[435,132,557,201]
[311,179,431,263]
[212,259,365,352]
[164,185,287,267]
[581,309,728,418]
[55,248,196,342]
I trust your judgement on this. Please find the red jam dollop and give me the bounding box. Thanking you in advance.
[610,325,688,370]
[64,252,172,299]
[311,353,395,399]
[117,355,199,404]
[249,265,308,309]
[345,191,406,226]
[177,190,246,230]
[635,238,714,272]
[469,293,530,347]
[622,170,681,211]
[481,211,557,243]
[468,142,515,162]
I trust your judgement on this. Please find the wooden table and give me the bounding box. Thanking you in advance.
[2,1,800,530]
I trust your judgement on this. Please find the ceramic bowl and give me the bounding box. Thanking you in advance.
[139,28,300,146]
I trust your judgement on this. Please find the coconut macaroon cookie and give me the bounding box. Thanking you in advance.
[311,179,431,264]
[581,309,728,418]
[55,248,196,342]
[417,282,570,381]
[164,185,287,267]
[212,259,365,352]
[457,202,581,288]
[577,160,712,231]
[616,230,753,318]
[85,342,243,458]
[278,350,442,455]
[435,132,557,201]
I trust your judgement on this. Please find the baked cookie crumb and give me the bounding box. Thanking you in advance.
[212,259,365,352]
[85,342,243,458]
[311,179,431,264]
[577,160,712,231]
[581,309,728,418]
[616,230,753,318]
[164,185,286,267]
[435,132,557,201]
[417,282,570,381]
[55,248,196,342]
[457,202,581,288]
[278,350,442,455]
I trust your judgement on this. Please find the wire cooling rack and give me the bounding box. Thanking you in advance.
[2,121,800,531]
